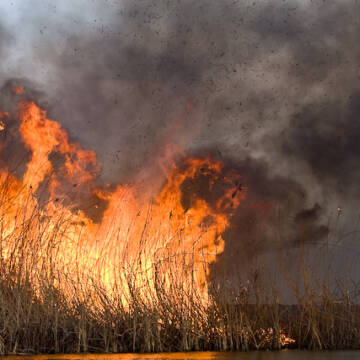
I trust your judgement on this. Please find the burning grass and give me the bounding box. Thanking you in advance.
[0,184,359,354]
[0,95,359,354]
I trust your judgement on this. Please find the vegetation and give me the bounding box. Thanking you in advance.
[0,186,359,355]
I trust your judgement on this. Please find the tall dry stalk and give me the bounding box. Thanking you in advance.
[0,184,358,354]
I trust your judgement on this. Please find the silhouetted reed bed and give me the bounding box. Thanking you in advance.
[0,190,359,354]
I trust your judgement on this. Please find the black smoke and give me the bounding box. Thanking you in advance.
[0,0,359,279]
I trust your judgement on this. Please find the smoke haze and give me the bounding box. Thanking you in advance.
[0,0,359,279]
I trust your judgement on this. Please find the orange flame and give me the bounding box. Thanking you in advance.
[0,95,246,305]
[12,85,24,95]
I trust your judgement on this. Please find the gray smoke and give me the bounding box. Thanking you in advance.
[0,0,359,280]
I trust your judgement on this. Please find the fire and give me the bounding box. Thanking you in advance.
[0,93,246,305]
[12,85,24,95]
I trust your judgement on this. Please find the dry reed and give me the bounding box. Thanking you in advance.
[0,184,359,354]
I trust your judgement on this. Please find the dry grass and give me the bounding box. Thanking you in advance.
[0,185,359,354]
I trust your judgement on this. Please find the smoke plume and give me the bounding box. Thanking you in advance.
[0,0,359,279]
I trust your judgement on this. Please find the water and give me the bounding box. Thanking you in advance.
[1,351,360,360]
